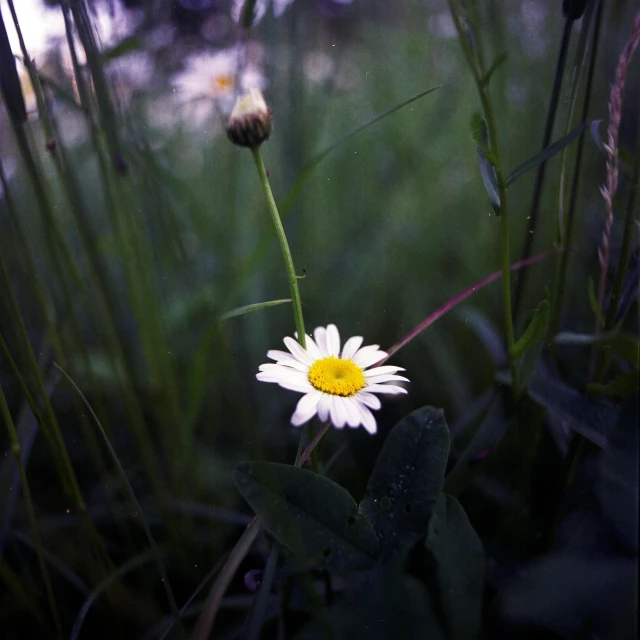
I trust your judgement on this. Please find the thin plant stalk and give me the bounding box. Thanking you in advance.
[549,0,605,343]
[447,0,519,394]
[0,384,62,638]
[54,363,185,636]
[251,147,306,347]
[515,15,574,318]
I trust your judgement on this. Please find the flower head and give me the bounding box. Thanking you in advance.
[257,324,408,434]
[226,87,272,148]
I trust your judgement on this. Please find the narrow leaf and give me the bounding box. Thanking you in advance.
[505,122,587,187]
[0,12,27,123]
[587,372,638,398]
[527,363,619,448]
[360,406,450,560]
[555,330,639,364]
[424,494,484,640]
[234,462,379,572]
[101,36,142,61]
[510,299,549,361]
[219,298,291,322]
[480,52,508,88]
[477,145,501,213]
[280,85,442,215]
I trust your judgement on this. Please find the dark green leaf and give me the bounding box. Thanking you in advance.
[219,298,292,321]
[424,494,484,640]
[101,36,142,61]
[234,462,379,572]
[505,122,587,187]
[360,406,450,560]
[499,555,636,637]
[510,299,549,361]
[477,145,501,213]
[299,561,444,640]
[480,52,508,88]
[472,115,501,214]
[527,363,618,448]
[595,396,639,553]
[588,277,606,326]
[588,371,638,397]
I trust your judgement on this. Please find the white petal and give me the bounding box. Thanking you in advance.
[266,350,310,372]
[326,324,341,356]
[355,391,382,410]
[343,396,363,427]
[364,374,410,384]
[283,336,314,366]
[291,390,322,426]
[358,405,377,434]
[258,363,304,375]
[329,396,348,428]
[363,365,405,377]
[304,334,322,360]
[351,345,386,368]
[317,393,331,422]
[341,335,363,360]
[365,383,408,395]
[314,326,328,357]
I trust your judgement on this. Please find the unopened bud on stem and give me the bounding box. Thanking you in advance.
[226,88,272,148]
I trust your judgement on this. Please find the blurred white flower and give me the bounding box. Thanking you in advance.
[170,48,266,124]
[231,0,296,25]
[257,324,408,434]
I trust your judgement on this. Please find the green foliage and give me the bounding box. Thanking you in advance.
[236,407,484,637]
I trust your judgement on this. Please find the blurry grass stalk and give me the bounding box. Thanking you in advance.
[447,0,519,395]
[0,383,62,638]
[549,0,604,345]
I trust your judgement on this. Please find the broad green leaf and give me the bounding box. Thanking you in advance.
[219,298,291,321]
[505,122,587,187]
[587,371,638,397]
[595,396,639,553]
[555,330,639,365]
[510,299,549,361]
[587,277,605,326]
[299,561,444,640]
[234,462,379,572]
[527,363,619,448]
[424,494,484,640]
[360,406,450,560]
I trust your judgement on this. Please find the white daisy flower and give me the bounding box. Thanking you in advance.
[257,324,408,435]
[171,48,266,121]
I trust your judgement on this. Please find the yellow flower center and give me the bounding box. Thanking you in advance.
[212,74,235,94]
[308,357,366,397]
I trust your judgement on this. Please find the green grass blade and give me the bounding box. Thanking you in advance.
[505,121,587,187]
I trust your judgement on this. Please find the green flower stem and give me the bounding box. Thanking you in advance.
[251,148,306,348]
[447,0,519,395]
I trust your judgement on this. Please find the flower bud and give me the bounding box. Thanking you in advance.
[226,87,272,148]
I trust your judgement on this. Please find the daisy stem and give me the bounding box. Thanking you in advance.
[251,148,306,348]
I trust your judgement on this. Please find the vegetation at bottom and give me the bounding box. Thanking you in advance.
[0,0,637,638]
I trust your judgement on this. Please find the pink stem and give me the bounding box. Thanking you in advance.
[380,248,561,365]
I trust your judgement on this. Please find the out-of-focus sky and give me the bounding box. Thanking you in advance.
[2,0,66,59]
